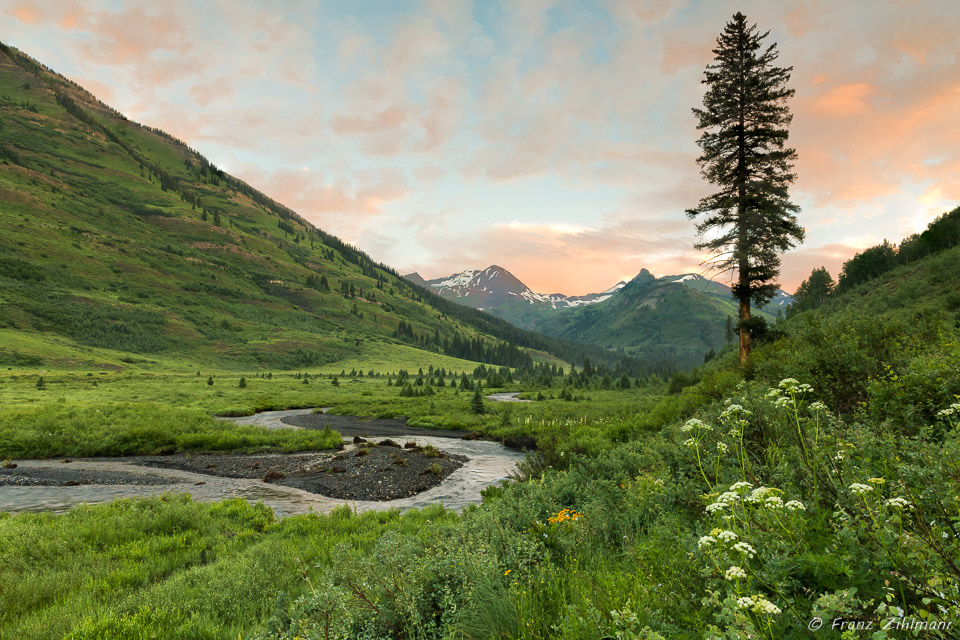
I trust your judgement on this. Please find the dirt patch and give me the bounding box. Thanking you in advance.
[283,412,471,439]
[134,445,468,501]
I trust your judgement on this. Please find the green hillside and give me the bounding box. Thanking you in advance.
[0,43,618,373]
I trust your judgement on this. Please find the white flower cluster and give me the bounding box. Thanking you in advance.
[716,442,729,454]
[936,402,960,418]
[682,418,712,433]
[716,491,740,505]
[706,502,728,514]
[778,378,814,394]
[885,497,913,511]
[698,535,717,549]
[849,483,874,496]
[733,542,757,558]
[720,404,752,420]
[774,396,792,409]
[785,500,805,512]
[737,594,781,615]
[729,481,753,493]
[725,566,747,581]
[745,486,779,504]
[764,496,784,510]
[809,401,828,413]
[717,530,738,543]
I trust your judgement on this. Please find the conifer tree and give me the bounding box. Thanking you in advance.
[687,12,804,365]
[471,385,485,415]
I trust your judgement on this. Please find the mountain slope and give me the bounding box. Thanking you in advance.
[532,269,786,366]
[0,43,618,371]
[409,264,791,365]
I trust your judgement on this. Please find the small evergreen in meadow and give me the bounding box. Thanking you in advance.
[238,377,246,388]
[35,376,46,390]
[471,385,485,414]
[206,376,214,386]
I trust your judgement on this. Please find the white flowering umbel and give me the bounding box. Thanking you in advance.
[849,483,874,496]
[785,500,805,512]
[733,542,757,559]
[725,566,747,581]
[885,497,913,511]
[737,594,782,615]
[682,418,716,490]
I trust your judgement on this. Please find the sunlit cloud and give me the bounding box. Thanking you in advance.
[1,0,957,294]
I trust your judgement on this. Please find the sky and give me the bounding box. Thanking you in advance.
[2,0,958,295]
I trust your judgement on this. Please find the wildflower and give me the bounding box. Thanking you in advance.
[733,542,757,558]
[720,404,752,420]
[745,487,777,504]
[936,403,960,418]
[867,477,885,486]
[785,500,805,512]
[736,596,754,610]
[766,389,782,399]
[716,442,729,454]
[849,483,874,496]
[774,396,792,409]
[737,594,780,614]
[729,481,753,493]
[886,497,913,511]
[706,502,728,514]
[717,530,738,543]
[725,566,747,581]
[716,491,740,504]
[728,428,742,439]
[547,508,583,524]
[683,438,696,448]
[682,418,712,432]
[809,401,827,413]
[778,378,800,390]
[698,535,717,549]
[764,496,784,510]
[504,569,511,576]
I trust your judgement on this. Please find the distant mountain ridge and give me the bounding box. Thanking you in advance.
[406,265,792,366]
[404,266,627,311]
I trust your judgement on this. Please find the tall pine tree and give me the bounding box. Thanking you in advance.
[687,12,804,365]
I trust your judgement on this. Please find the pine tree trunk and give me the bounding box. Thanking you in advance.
[738,289,751,366]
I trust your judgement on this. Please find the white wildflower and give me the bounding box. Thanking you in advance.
[683,438,696,448]
[849,483,874,496]
[682,418,712,432]
[725,566,747,581]
[733,542,757,558]
[936,403,960,418]
[729,481,753,493]
[706,502,728,514]
[737,597,754,610]
[774,396,792,409]
[745,487,777,504]
[752,597,782,615]
[716,491,740,504]
[778,378,800,390]
[886,497,913,511]
[764,496,784,510]
[798,383,814,394]
[766,389,782,399]
[728,428,742,439]
[717,530,738,543]
[698,535,717,549]
[785,500,805,512]
[716,442,729,454]
[809,401,827,412]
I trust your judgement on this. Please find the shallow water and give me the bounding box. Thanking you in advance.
[486,392,531,402]
[0,409,524,518]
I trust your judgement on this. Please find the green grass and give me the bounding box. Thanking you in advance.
[0,495,458,640]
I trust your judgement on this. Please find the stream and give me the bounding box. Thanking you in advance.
[0,409,525,518]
